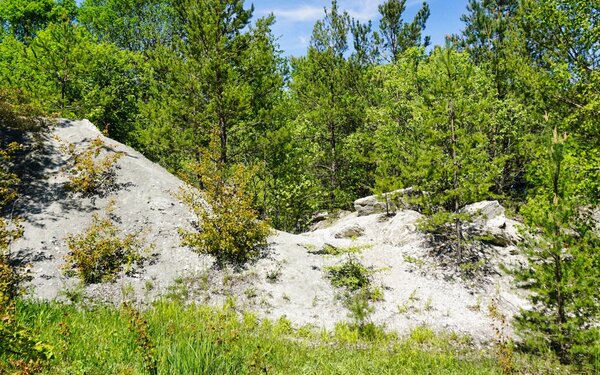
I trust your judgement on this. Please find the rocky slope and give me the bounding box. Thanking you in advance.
[10,119,528,342]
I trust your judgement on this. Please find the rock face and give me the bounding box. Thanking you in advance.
[461,201,521,247]
[8,120,528,343]
[12,119,206,301]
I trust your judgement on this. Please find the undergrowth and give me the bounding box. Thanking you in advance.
[1,299,577,374]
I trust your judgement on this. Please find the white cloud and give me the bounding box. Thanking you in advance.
[264,0,427,25]
[269,5,324,22]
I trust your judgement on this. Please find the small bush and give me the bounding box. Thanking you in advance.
[326,256,383,332]
[326,256,374,292]
[64,205,146,284]
[180,146,270,266]
[63,137,123,195]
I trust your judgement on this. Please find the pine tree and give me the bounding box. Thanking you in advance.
[378,0,430,62]
[291,0,372,209]
[516,128,600,370]
[28,12,92,112]
[374,47,503,265]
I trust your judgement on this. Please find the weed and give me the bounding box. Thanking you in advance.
[244,287,258,299]
[265,266,282,283]
[489,295,515,374]
[326,256,383,334]
[123,303,158,375]
[408,288,419,302]
[424,296,434,311]
[308,243,370,256]
[326,256,374,292]
[468,296,482,312]
[5,299,575,374]
[404,255,427,268]
[144,280,155,292]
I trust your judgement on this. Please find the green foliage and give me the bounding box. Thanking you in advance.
[326,255,383,331]
[378,0,431,61]
[326,256,374,292]
[78,0,178,51]
[80,44,144,144]
[0,136,23,308]
[291,1,373,209]
[62,136,123,195]
[64,204,145,284]
[180,146,271,266]
[123,303,158,375]
[2,299,575,374]
[0,0,77,42]
[515,129,600,371]
[28,15,93,113]
[0,102,52,373]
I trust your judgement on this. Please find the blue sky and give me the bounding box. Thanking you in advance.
[253,0,470,56]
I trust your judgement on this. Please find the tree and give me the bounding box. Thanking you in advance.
[291,0,371,209]
[179,138,270,266]
[378,0,430,62]
[80,43,144,144]
[0,0,76,42]
[459,0,519,98]
[28,14,92,112]
[78,0,179,52]
[520,0,599,201]
[172,0,253,165]
[516,128,600,370]
[374,47,503,264]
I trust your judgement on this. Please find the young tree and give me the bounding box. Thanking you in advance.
[516,128,600,370]
[375,48,503,264]
[172,0,253,165]
[291,0,371,208]
[28,13,92,112]
[378,0,430,62]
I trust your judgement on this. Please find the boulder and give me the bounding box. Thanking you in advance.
[461,201,520,246]
[354,188,413,216]
[334,224,365,239]
[380,210,423,247]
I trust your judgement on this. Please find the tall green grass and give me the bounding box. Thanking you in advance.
[3,299,573,374]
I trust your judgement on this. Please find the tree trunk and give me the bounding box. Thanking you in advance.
[449,100,462,264]
[329,122,337,207]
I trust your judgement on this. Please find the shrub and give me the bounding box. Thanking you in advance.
[326,256,383,332]
[326,256,374,292]
[63,137,123,195]
[64,204,146,284]
[180,147,271,266]
[0,141,23,305]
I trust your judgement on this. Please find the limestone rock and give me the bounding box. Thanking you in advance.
[353,188,414,216]
[461,201,521,246]
[334,224,365,239]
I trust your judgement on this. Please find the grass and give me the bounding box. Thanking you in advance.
[2,299,575,374]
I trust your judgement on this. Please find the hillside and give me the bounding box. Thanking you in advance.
[11,119,528,342]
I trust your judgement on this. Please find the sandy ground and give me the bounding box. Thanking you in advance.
[10,119,528,343]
